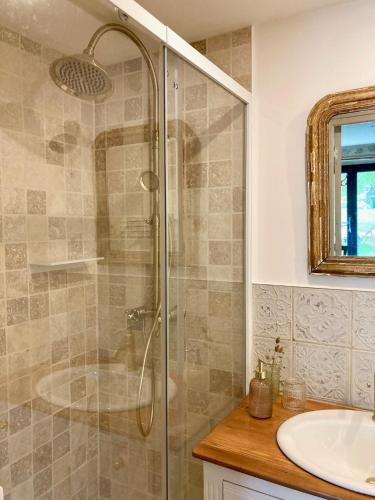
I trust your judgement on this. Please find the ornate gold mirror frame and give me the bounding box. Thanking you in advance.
[307,85,375,276]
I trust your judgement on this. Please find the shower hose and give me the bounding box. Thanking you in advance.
[136,302,161,437]
[136,218,173,437]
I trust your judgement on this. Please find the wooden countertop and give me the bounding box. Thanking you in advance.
[192,399,373,500]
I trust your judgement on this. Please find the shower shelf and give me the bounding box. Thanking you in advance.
[30,257,104,272]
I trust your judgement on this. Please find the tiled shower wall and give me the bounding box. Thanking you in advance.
[166,28,251,499]
[191,27,252,91]
[253,284,375,410]
[0,26,99,499]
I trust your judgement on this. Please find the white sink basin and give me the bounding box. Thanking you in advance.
[36,363,177,412]
[277,409,375,496]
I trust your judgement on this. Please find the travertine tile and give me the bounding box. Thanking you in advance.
[232,45,251,78]
[0,102,22,131]
[9,402,31,435]
[232,27,251,48]
[209,241,231,265]
[53,431,70,461]
[208,160,232,187]
[5,244,27,270]
[3,188,25,215]
[185,84,207,111]
[209,368,232,396]
[6,271,28,299]
[3,216,26,242]
[184,163,207,188]
[0,440,8,468]
[10,453,32,489]
[27,215,48,241]
[7,297,29,325]
[207,33,231,52]
[33,442,52,475]
[208,290,231,318]
[208,188,231,213]
[27,190,46,215]
[30,293,49,320]
[191,39,206,55]
[124,96,142,121]
[33,466,52,497]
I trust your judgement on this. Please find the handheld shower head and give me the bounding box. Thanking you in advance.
[49,52,112,101]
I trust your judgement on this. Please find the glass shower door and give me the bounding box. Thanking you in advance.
[165,50,247,500]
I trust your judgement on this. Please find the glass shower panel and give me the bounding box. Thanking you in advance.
[166,50,246,500]
[0,0,166,498]
[93,17,165,500]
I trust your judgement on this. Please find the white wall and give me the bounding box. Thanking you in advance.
[252,0,375,290]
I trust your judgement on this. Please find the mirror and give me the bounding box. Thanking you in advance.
[330,112,375,257]
[307,85,375,275]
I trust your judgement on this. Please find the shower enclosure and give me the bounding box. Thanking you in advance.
[0,0,250,498]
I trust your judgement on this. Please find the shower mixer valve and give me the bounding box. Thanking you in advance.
[126,305,178,323]
[126,307,155,322]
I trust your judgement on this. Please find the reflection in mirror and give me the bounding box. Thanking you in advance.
[330,112,375,257]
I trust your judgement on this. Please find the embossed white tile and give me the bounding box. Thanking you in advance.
[293,342,350,403]
[293,288,351,347]
[353,291,375,351]
[253,336,292,380]
[351,350,375,409]
[253,284,291,339]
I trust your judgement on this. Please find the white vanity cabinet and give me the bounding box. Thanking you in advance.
[204,462,321,500]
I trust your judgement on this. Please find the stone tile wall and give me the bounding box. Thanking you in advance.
[191,27,252,91]
[0,25,100,499]
[165,28,251,499]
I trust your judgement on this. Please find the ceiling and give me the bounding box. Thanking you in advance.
[136,0,352,41]
[0,0,151,65]
[0,0,353,65]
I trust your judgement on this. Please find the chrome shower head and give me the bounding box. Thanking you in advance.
[49,52,112,101]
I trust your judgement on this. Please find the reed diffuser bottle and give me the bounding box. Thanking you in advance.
[248,360,273,419]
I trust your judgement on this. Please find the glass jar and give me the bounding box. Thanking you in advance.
[264,362,281,400]
[282,378,306,412]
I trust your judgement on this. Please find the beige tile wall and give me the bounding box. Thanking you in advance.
[0,25,100,499]
[191,27,252,91]
[166,28,251,498]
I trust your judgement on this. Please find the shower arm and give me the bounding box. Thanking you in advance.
[84,23,159,141]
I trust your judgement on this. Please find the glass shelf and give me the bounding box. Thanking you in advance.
[29,257,104,272]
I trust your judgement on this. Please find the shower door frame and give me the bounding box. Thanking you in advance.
[110,2,252,498]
